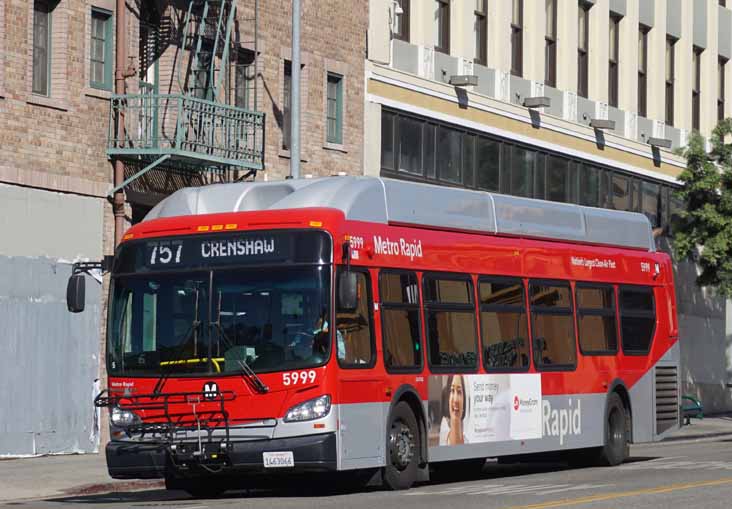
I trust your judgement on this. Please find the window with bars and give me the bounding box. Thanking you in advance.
[545,0,557,87]
[511,0,523,77]
[394,0,410,42]
[326,73,343,144]
[577,3,590,98]
[90,9,113,91]
[608,15,621,108]
[720,58,727,122]
[436,0,450,54]
[692,47,703,131]
[33,0,52,96]
[638,26,649,117]
[666,37,676,126]
[475,0,487,65]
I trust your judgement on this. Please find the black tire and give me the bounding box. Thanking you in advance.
[597,392,629,466]
[383,401,419,490]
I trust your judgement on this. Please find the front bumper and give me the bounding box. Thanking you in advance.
[106,432,338,479]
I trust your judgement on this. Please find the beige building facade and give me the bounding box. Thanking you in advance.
[365,0,732,413]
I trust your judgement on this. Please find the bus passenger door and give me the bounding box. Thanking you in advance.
[336,269,385,469]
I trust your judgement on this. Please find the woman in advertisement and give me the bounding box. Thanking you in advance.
[440,374,468,445]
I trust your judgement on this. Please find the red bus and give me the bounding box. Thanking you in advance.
[72,176,679,496]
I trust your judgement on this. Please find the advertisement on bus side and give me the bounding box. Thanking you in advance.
[427,374,542,447]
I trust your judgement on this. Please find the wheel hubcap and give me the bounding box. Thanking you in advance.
[389,420,414,471]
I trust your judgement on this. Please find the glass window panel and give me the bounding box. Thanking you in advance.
[534,153,546,200]
[336,272,373,366]
[642,181,661,227]
[576,287,614,310]
[512,0,522,25]
[476,137,500,191]
[530,284,572,309]
[424,123,436,178]
[612,175,630,210]
[578,6,588,51]
[511,146,534,197]
[532,314,576,366]
[381,111,395,169]
[425,278,473,304]
[621,316,655,352]
[579,165,599,206]
[545,0,556,37]
[578,315,617,352]
[546,156,569,202]
[482,311,529,369]
[479,280,524,307]
[463,134,475,187]
[620,287,654,312]
[437,126,462,183]
[380,272,419,304]
[427,310,478,368]
[383,309,422,369]
[398,116,423,175]
[33,1,51,96]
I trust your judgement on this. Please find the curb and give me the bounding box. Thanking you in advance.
[661,431,732,443]
[62,479,164,497]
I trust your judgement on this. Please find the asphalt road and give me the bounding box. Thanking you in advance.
[9,439,732,509]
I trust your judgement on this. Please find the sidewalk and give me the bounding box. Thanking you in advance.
[0,453,161,503]
[1,415,731,503]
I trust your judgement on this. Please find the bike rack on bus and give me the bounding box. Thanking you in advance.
[95,389,238,463]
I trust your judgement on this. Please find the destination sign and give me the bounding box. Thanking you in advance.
[113,231,330,274]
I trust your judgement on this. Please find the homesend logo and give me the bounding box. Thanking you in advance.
[513,395,539,412]
[543,399,581,446]
[373,236,423,261]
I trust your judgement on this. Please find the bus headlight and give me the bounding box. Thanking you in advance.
[110,406,141,428]
[284,395,331,422]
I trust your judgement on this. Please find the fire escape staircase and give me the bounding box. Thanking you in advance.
[107,0,264,198]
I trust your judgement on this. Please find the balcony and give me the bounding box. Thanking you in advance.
[107,94,265,195]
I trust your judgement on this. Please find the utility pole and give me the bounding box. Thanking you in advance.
[113,0,127,247]
[290,0,301,179]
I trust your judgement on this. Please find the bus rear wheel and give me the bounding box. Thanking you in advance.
[384,402,419,490]
[598,392,629,466]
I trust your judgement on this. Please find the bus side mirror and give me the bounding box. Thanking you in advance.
[67,274,86,313]
[337,272,358,312]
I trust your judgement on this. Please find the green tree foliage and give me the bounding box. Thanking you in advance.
[673,119,732,296]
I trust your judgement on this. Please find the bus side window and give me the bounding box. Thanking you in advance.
[380,271,422,372]
[423,274,478,371]
[576,284,618,355]
[529,281,576,369]
[336,270,375,368]
[479,277,530,371]
[619,286,656,354]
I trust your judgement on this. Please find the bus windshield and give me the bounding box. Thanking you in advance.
[107,266,331,376]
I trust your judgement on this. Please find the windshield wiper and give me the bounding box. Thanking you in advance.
[152,287,202,397]
[211,292,269,394]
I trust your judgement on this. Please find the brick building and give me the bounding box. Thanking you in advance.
[0,0,367,456]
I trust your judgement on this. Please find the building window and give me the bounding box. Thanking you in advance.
[511,0,523,77]
[608,15,621,108]
[666,37,676,126]
[326,72,343,144]
[577,3,590,98]
[394,0,410,42]
[32,0,52,96]
[719,58,727,122]
[529,281,576,369]
[475,0,487,65]
[436,0,450,54]
[692,47,702,131]
[423,275,478,371]
[638,26,649,117]
[545,0,557,87]
[282,61,291,150]
[90,9,113,91]
[380,271,422,372]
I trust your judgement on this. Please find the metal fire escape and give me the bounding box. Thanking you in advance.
[107,0,264,199]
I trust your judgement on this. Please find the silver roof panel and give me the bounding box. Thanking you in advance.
[145,176,654,252]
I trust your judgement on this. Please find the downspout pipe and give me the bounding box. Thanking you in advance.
[113,0,126,247]
[290,0,300,179]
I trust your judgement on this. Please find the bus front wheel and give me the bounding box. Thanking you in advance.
[384,402,419,490]
[598,392,629,466]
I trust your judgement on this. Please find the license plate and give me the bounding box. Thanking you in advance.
[263,451,294,468]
